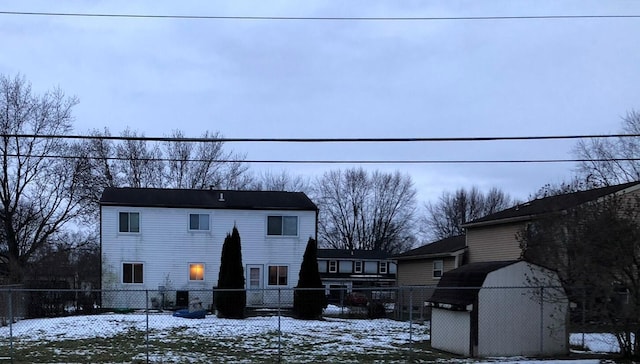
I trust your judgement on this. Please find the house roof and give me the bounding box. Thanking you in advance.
[427,260,519,309]
[393,235,466,260]
[99,187,318,211]
[317,249,391,260]
[463,181,640,228]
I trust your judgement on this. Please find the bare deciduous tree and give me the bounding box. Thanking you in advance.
[518,192,640,358]
[574,110,640,186]
[0,74,86,283]
[251,170,310,192]
[423,186,513,241]
[313,168,417,254]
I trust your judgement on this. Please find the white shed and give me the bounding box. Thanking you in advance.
[427,260,568,357]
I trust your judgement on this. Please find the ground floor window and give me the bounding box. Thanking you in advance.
[268,265,288,286]
[123,263,143,283]
[189,263,205,281]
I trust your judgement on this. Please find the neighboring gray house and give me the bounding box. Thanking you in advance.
[317,249,396,301]
[100,187,318,309]
[428,260,568,357]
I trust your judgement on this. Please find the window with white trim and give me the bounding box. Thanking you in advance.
[267,216,298,236]
[379,261,388,274]
[354,261,363,273]
[433,260,444,278]
[189,214,210,231]
[268,265,288,286]
[119,212,139,233]
[189,263,205,280]
[328,260,337,273]
[123,263,143,283]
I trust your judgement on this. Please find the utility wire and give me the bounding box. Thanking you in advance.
[1,11,639,21]
[1,133,638,143]
[2,153,638,164]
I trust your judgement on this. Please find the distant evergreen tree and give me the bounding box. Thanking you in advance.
[215,226,246,318]
[293,238,327,319]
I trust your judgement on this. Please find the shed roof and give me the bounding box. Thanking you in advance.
[99,187,318,211]
[427,260,518,309]
[393,235,466,260]
[317,249,391,260]
[464,181,640,228]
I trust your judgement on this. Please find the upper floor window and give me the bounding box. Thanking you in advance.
[189,263,205,281]
[189,214,210,231]
[268,265,288,286]
[119,212,139,233]
[433,260,444,278]
[123,263,143,283]
[354,261,363,273]
[267,216,298,236]
[328,260,338,273]
[379,261,388,274]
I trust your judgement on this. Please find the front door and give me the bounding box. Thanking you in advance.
[247,265,264,306]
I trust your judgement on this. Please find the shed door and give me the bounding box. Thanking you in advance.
[247,265,264,306]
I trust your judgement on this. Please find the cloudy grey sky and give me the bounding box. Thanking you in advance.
[2,1,640,203]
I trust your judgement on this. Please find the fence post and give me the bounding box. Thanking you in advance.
[278,288,282,364]
[146,289,150,364]
[539,286,544,353]
[409,287,413,359]
[9,288,14,363]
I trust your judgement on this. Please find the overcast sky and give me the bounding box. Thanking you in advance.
[2,1,640,203]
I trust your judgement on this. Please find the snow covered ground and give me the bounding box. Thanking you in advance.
[0,306,622,363]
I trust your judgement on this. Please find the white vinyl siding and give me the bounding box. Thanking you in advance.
[101,206,315,308]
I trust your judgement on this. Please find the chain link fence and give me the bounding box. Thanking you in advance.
[0,285,605,362]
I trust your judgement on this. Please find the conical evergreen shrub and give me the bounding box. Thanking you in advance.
[293,237,327,319]
[215,226,246,318]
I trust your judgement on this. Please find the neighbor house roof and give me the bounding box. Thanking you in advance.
[99,187,318,211]
[393,235,466,260]
[463,181,640,228]
[427,260,518,309]
[317,249,391,260]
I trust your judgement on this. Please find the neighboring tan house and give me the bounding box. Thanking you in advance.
[394,235,466,287]
[100,187,318,309]
[317,249,396,302]
[462,181,640,263]
[392,235,466,318]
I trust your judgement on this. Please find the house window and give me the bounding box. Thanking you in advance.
[123,263,143,283]
[379,262,388,274]
[267,216,298,236]
[354,261,363,273]
[189,214,210,231]
[119,212,139,233]
[328,260,337,273]
[433,260,444,278]
[189,263,205,281]
[268,265,288,286]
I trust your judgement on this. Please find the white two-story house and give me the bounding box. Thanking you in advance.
[100,187,318,309]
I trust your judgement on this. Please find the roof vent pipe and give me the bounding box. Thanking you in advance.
[218,192,225,202]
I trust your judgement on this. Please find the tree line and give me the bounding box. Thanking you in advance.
[1,74,639,285]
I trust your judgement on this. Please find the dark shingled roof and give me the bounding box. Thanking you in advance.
[317,249,391,260]
[393,235,466,259]
[99,187,318,211]
[465,181,640,227]
[427,260,518,309]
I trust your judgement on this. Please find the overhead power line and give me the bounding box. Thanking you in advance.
[1,11,639,21]
[1,133,639,143]
[3,153,640,165]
